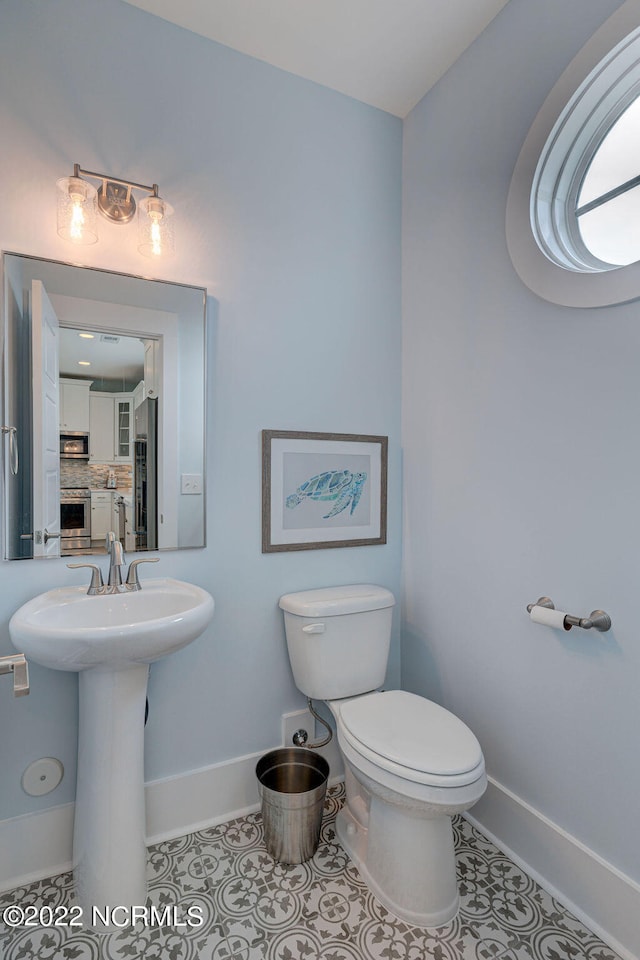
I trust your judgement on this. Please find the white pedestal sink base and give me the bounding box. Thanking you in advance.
[9,577,215,921]
[73,664,149,919]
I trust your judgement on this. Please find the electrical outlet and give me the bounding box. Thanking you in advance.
[181,473,203,495]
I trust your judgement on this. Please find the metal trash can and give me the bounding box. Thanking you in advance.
[256,748,329,864]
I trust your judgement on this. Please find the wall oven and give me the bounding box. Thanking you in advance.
[60,487,91,554]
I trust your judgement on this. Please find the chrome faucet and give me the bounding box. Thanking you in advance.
[67,531,159,595]
[106,531,125,587]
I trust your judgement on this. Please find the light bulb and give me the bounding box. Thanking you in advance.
[150,214,163,257]
[138,194,174,258]
[57,175,98,245]
[69,194,86,242]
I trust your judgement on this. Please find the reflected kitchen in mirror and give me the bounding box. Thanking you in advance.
[2,253,207,560]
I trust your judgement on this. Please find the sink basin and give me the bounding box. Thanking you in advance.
[9,577,214,671]
[9,575,214,924]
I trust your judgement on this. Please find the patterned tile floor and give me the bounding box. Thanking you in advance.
[0,783,623,960]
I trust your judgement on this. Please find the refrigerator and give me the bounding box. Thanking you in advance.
[134,397,158,551]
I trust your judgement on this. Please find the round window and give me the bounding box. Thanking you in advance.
[506,1,640,307]
[576,93,640,268]
[532,25,640,274]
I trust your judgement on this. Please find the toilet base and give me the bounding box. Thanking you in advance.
[335,792,459,928]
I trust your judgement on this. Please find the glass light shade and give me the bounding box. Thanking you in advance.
[137,195,175,258]
[56,176,98,244]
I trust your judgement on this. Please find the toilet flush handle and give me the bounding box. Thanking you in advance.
[302,622,325,635]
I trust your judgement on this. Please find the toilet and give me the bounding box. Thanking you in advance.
[279,584,487,927]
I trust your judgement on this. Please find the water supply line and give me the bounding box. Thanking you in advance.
[292,698,333,749]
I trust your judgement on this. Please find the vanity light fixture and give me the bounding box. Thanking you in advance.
[56,171,98,245]
[56,164,175,258]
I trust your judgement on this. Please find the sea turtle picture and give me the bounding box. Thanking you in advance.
[286,469,367,519]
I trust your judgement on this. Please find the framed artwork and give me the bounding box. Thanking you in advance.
[262,430,388,552]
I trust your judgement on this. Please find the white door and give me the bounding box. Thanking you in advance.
[31,281,60,558]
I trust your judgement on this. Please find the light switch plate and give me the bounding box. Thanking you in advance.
[181,473,203,495]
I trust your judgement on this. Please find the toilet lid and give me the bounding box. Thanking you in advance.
[338,690,483,778]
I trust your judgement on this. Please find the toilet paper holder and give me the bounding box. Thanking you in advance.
[527,597,612,632]
[0,653,30,695]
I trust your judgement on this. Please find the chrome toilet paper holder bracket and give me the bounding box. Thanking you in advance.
[527,597,612,632]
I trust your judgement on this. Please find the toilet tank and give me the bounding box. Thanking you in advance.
[279,584,395,700]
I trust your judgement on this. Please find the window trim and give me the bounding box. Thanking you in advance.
[506,0,640,307]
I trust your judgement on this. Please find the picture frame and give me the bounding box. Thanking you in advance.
[262,429,388,552]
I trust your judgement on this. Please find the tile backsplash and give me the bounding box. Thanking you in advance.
[60,462,132,490]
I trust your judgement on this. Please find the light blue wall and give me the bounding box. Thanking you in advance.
[0,0,402,819]
[7,0,636,899]
[402,0,640,883]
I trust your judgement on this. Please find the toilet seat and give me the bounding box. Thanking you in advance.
[336,690,485,788]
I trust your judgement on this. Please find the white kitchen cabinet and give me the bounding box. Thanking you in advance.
[114,397,133,460]
[90,491,112,542]
[89,393,133,462]
[89,395,115,462]
[132,379,145,409]
[59,378,91,431]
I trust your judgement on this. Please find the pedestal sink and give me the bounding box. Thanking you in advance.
[9,577,214,922]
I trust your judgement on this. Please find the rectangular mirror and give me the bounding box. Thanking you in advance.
[2,253,207,559]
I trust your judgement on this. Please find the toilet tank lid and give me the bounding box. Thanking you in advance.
[279,584,395,617]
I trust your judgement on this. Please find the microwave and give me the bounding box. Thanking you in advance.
[60,432,90,459]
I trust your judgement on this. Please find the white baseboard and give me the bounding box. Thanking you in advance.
[0,742,344,894]
[466,776,640,960]
[6,753,634,960]
[145,748,263,843]
[0,748,268,893]
[0,802,74,893]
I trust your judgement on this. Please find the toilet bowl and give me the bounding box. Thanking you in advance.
[279,584,487,927]
[329,690,486,926]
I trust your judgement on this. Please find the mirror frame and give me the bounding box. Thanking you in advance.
[2,251,208,560]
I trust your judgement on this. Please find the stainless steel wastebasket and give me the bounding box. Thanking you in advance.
[256,748,329,864]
